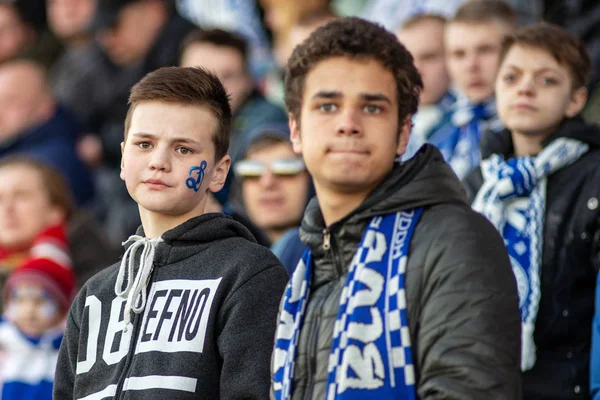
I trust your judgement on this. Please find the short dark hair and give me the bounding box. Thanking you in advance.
[284,17,422,124]
[0,156,74,220]
[451,0,518,28]
[180,28,248,69]
[124,66,232,161]
[499,22,591,90]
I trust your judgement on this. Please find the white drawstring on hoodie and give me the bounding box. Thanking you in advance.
[115,235,163,331]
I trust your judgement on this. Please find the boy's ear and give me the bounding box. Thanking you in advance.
[396,116,412,157]
[119,142,125,181]
[208,154,231,193]
[565,86,588,118]
[289,113,302,155]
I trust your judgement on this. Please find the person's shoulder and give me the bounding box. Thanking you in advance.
[76,260,122,299]
[217,235,283,270]
[418,203,503,246]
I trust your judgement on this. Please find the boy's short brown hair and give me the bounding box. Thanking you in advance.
[451,0,518,28]
[124,66,232,162]
[0,156,74,220]
[284,17,422,125]
[499,22,591,90]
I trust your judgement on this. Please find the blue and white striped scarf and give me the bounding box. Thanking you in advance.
[472,138,588,370]
[272,209,423,399]
[429,97,501,179]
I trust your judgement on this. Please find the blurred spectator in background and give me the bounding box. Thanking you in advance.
[396,14,456,159]
[259,0,330,70]
[0,0,61,68]
[264,7,338,106]
[180,28,287,204]
[0,157,118,305]
[47,0,95,46]
[47,0,98,114]
[427,0,516,179]
[0,60,94,206]
[0,255,73,399]
[233,125,311,275]
[176,0,275,80]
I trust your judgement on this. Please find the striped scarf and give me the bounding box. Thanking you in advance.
[472,138,588,370]
[273,209,423,399]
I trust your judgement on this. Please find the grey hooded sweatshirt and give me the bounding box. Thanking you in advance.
[55,213,288,399]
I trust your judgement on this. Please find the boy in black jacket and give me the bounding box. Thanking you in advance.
[54,67,289,399]
[464,23,600,399]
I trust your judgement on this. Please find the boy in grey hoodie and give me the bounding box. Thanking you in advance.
[54,66,289,399]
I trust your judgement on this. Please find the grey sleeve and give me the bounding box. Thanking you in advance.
[416,211,523,399]
[217,264,289,399]
[54,306,81,399]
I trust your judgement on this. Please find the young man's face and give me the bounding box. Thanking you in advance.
[495,45,587,140]
[0,165,64,250]
[181,44,253,114]
[396,18,449,106]
[445,21,511,104]
[47,0,96,42]
[97,2,163,67]
[5,281,63,337]
[290,57,407,199]
[240,141,309,241]
[120,101,230,222]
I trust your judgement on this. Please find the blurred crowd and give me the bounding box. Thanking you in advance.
[0,0,599,398]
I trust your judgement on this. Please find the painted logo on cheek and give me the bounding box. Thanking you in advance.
[186,160,208,192]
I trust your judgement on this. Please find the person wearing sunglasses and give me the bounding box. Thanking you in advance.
[233,125,312,274]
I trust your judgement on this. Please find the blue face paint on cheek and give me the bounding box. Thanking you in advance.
[186,160,208,192]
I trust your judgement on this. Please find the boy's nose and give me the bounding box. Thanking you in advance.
[336,109,362,136]
[258,170,278,188]
[517,76,535,95]
[148,150,171,171]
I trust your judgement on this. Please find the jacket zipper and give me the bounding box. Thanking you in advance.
[304,228,343,399]
[113,311,142,400]
[322,228,343,278]
[114,271,157,399]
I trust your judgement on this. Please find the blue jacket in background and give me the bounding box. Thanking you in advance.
[0,106,95,206]
[0,317,63,400]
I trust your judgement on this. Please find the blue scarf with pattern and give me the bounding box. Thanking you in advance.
[472,138,588,370]
[272,209,423,399]
[429,97,500,179]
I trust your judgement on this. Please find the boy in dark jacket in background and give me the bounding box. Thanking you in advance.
[54,67,289,399]
[464,23,600,399]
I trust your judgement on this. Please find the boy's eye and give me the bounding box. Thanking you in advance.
[502,73,518,83]
[318,103,337,113]
[176,147,192,155]
[138,142,152,149]
[541,77,558,85]
[364,104,382,114]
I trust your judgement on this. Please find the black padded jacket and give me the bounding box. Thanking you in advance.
[464,117,600,399]
[279,145,523,399]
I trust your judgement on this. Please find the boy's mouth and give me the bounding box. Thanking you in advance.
[144,178,170,187]
[512,103,538,112]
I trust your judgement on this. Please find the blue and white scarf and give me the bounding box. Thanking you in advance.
[273,209,423,399]
[429,97,501,179]
[472,138,588,370]
[404,91,457,160]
